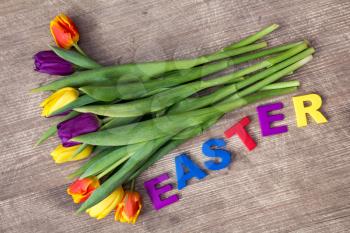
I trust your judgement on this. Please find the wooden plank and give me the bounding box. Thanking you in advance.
[0,0,349,232]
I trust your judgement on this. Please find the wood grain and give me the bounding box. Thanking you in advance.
[0,0,349,232]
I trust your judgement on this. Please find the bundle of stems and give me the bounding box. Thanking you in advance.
[35,24,315,214]
[33,24,279,92]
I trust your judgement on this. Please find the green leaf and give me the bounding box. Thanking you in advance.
[223,24,279,50]
[100,116,140,130]
[67,147,115,179]
[74,70,244,117]
[81,39,288,102]
[79,60,233,102]
[127,116,221,181]
[35,125,57,147]
[49,45,102,69]
[72,109,217,146]
[168,47,314,114]
[80,144,142,178]
[77,136,171,212]
[32,43,267,92]
[259,80,300,90]
[127,139,185,181]
[75,43,310,118]
[78,86,300,212]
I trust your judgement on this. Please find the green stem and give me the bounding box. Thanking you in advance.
[73,43,86,56]
[77,136,171,212]
[78,86,298,212]
[32,43,268,92]
[129,86,298,181]
[226,41,302,65]
[220,56,313,106]
[50,45,101,69]
[67,147,115,179]
[260,80,300,90]
[100,117,140,130]
[96,155,130,179]
[80,42,301,102]
[74,43,311,118]
[130,179,135,192]
[223,24,279,50]
[236,56,312,98]
[102,117,112,124]
[168,46,313,114]
[210,42,309,84]
[193,42,267,65]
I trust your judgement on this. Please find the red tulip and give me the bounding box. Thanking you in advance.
[67,177,99,203]
[50,13,79,49]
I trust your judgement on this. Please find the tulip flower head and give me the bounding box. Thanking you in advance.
[40,87,79,117]
[50,13,79,49]
[50,144,93,164]
[34,50,74,75]
[86,186,124,220]
[67,177,100,204]
[115,191,142,224]
[57,113,100,147]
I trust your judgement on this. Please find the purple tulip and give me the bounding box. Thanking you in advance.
[57,113,100,147]
[33,50,74,75]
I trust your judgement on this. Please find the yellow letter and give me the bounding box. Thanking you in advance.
[292,94,328,127]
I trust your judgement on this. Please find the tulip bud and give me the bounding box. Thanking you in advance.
[115,191,142,224]
[50,144,93,164]
[86,186,124,220]
[57,113,100,147]
[34,50,74,75]
[67,177,100,203]
[50,13,79,49]
[40,87,78,117]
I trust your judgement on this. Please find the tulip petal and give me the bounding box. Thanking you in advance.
[50,144,92,164]
[50,14,79,49]
[40,87,79,117]
[67,177,100,203]
[57,113,100,147]
[86,187,124,220]
[33,50,74,75]
[115,191,142,224]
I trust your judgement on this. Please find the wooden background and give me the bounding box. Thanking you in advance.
[0,0,349,232]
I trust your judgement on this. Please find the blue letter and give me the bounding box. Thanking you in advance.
[175,153,207,190]
[202,138,231,170]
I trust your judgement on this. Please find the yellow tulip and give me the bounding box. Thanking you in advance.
[86,186,124,220]
[50,144,93,164]
[40,87,79,117]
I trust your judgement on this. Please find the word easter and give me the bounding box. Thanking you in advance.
[143,93,328,210]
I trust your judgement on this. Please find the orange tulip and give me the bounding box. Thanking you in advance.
[50,13,79,49]
[67,177,100,204]
[115,191,142,224]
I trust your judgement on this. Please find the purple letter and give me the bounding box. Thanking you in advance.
[144,172,179,210]
[257,102,288,136]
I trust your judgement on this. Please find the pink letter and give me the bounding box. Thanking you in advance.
[144,172,179,210]
[257,102,288,136]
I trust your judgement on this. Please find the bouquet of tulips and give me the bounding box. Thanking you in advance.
[33,14,315,223]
